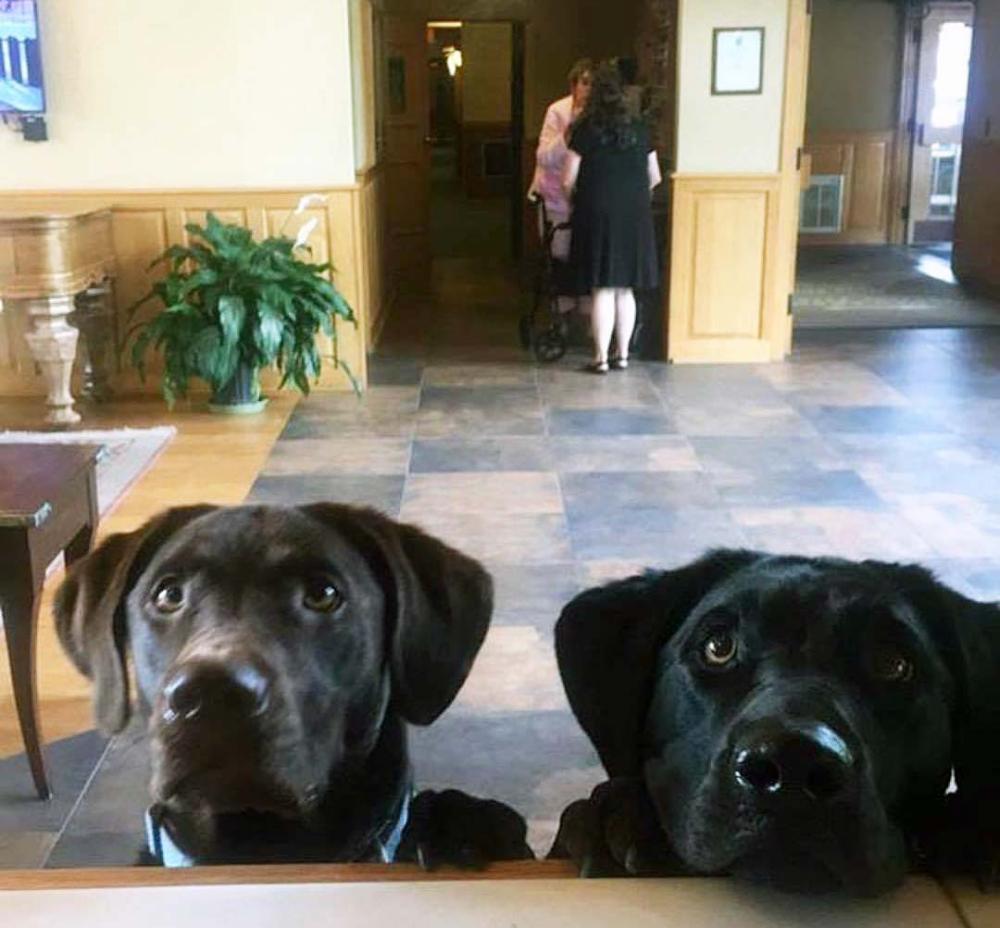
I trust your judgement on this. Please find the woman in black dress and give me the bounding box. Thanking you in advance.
[563,62,662,373]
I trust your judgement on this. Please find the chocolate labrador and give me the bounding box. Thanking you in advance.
[550,549,1000,896]
[55,503,532,867]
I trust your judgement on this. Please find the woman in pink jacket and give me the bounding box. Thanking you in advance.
[529,59,592,314]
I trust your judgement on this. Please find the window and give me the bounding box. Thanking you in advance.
[800,175,844,234]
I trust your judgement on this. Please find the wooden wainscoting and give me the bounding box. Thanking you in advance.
[800,130,896,245]
[667,174,784,364]
[0,180,388,396]
[954,137,1000,295]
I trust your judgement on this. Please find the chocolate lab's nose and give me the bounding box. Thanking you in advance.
[163,660,271,724]
[733,720,854,803]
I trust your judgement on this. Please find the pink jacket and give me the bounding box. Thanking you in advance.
[529,95,575,218]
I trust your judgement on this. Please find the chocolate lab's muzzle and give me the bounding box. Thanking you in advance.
[162,657,272,726]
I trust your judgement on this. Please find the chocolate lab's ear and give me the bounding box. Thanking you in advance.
[882,564,1000,805]
[303,505,493,726]
[54,505,217,735]
[556,548,762,778]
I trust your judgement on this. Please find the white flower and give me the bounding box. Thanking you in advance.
[294,193,328,214]
[293,217,320,250]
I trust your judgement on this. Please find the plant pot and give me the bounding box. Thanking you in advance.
[208,362,269,415]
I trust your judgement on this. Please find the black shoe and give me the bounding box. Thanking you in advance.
[584,361,609,375]
[609,357,629,371]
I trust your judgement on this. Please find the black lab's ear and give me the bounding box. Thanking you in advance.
[556,549,762,778]
[54,505,217,735]
[880,564,1000,807]
[303,504,493,726]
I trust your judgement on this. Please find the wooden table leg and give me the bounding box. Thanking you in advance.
[0,554,51,800]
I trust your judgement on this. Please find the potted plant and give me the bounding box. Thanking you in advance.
[127,208,355,412]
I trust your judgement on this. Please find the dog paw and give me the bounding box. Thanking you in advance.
[398,789,535,871]
[549,777,682,878]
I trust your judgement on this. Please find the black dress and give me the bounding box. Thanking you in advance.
[567,119,659,295]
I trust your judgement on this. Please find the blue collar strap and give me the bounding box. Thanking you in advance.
[375,788,410,863]
[144,789,411,868]
[144,806,194,868]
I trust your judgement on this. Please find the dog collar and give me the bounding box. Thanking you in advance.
[144,806,194,868]
[143,788,412,868]
[374,787,411,863]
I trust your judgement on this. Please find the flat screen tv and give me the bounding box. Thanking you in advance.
[0,0,45,114]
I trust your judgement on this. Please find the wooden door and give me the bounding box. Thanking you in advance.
[776,0,812,356]
[383,16,431,291]
[907,2,974,244]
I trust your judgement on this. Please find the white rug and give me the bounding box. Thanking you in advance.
[0,426,176,518]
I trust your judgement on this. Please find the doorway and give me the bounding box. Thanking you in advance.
[791,0,998,330]
[906,2,974,245]
[425,20,523,263]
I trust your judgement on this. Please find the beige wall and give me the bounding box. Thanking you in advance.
[675,0,788,173]
[2,0,358,190]
[462,22,513,122]
[806,0,901,133]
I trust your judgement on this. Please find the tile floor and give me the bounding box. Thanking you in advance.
[2,324,998,873]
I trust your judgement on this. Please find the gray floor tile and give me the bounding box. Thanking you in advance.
[247,474,405,515]
[713,468,885,509]
[566,505,750,563]
[0,731,107,833]
[260,438,411,476]
[410,437,552,473]
[798,404,952,435]
[560,471,722,511]
[417,386,544,437]
[547,407,676,436]
[0,831,57,870]
[45,830,143,869]
[551,435,700,473]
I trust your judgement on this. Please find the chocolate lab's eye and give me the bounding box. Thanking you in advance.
[702,629,738,668]
[303,577,343,613]
[151,578,186,614]
[871,646,914,683]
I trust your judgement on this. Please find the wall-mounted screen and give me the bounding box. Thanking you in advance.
[0,0,45,114]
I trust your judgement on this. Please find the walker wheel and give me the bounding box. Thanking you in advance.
[534,330,567,363]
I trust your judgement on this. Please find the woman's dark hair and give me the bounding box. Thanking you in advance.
[580,61,636,149]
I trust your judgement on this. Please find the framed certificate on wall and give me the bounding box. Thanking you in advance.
[711,27,765,95]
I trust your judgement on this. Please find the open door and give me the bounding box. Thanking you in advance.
[907,2,974,244]
[384,16,431,291]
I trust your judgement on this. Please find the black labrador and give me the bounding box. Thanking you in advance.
[550,549,1000,896]
[55,503,532,867]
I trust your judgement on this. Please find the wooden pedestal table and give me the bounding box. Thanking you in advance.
[0,444,102,799]
[0,205,116,427]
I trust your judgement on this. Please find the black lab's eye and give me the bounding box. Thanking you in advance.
[151,578,186,614]
[871,646,914,683]
[701,629,738,668]
[303,577,343,613]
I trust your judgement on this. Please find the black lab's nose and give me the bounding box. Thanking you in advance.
[732,720,854,803]
[162,660,271,724]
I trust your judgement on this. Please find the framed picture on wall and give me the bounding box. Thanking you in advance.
[711,27,764,95]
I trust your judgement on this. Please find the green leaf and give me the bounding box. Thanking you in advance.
[218,294,247,348]
[255,303,285,361]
